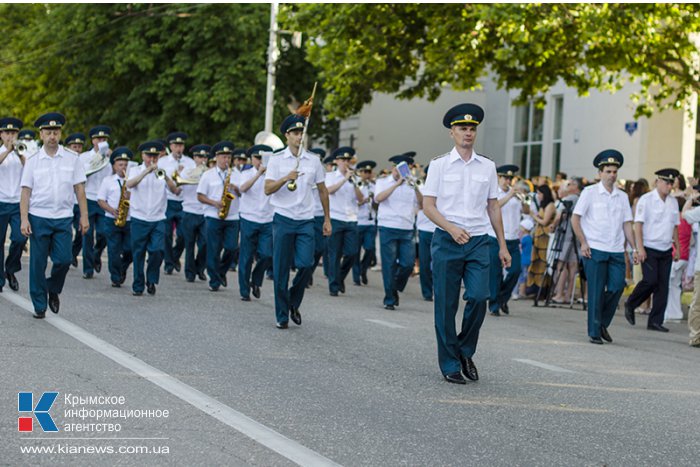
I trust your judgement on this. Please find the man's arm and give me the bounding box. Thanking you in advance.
[317,182,332,236]
[571,214,590,258]
[623,221,639,264]
[126,166,152,189]
[487,197,511,268]
[74,183,90,235]
[633,221,646,263]
[240,168,265,193]
[422,196,470,245]
[374,179,403,203]
[19,187,32,236]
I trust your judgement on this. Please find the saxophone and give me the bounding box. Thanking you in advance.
[114,180,130,228]
[218,169,236,220]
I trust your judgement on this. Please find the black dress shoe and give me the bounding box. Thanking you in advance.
[276,321,288,329]
[83,273,93,279]
[501,302,509,315]
[308,276,313,287]
[111,282,121,288]
[444,372,467,385]
[589,336,604,344]
[600,326,613,343]
[6,272,19,291]
[174,260,181,272]
[339,282,345,294]
[252,284,260,299]
[48,293,60,314]
[384,304,395,311]
[221,275,227,288]
[330,291,338,297]
[459,355,479,381]
[132,291,143,296]
[186,277,195,283]
[290,307,302,325]
[209,286,220,292]
[424,297,433,302]
[71,257,78,268]
[490,310,500,317]
[624,301,635,325]
[361,271,368,285]
[647,323,669,332]
[119,273,127,285]
[33,310,46,319]
[354,281,361,286]
[94,259,102,273]
[241,296,251,302]
[164,269,173,276]
[198,272,207,281]
[146,283,156,296]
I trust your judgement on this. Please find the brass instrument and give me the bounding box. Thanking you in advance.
[16,140,39,158]
[155,168,166,180]
[218,169,235,220]
[85,142,110,176]
[114,181,130,228]
[173,165,207,186]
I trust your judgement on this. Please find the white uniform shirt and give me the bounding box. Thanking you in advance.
[264,147,326,221]
[126,164,169,222]
[239,166,273,223]
[487,187,522,240]
[416,185,437,233]
[21,145,86,219]
[196,166,240,221]
[357,182,376,227]
[634,188,680,251]
[573,182,633,253]
[326,170,359,222]
[0,145,23,203]
[312,186,325,218]
[97,173,130,221]
[180,165,208,215]
[80,149,112,201]
[375,176,419,230]
[158,154,195,202]
[422,148,498,236]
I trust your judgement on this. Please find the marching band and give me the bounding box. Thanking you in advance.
[1,104,698,386]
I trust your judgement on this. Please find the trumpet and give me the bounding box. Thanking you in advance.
[173,165,207,186]
[15,140,39,158]
[155,168,166,180]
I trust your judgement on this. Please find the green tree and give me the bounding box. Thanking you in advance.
[283,3,700,119]
[0,3,336,151]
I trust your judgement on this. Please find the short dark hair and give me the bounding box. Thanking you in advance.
[569,177,584,193]
[556,171,568,180]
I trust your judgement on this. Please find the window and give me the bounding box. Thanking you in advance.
[513,102,544,178]
[552,96,564,176]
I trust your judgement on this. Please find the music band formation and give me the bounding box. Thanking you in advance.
[1,104,698,386]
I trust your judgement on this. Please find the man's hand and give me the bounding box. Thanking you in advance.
[286,170,299,182]
[637,246,647,263]
[322,219,332,236]
[499,247,512,269]
[21,218,32,237]
[580,241,592,258]
[80,217,90,235]
[258,166,266,175]
[448,225,471,245]
[673,249,680,261]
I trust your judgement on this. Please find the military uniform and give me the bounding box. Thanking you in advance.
[158,132,194,274]
[416,165,437,301]
[237,144,274,301]
[309,148,328,284]
[181,144,210,283]
[196,142,240,291]
[79,126,112,278]
[351,160,377,286]
[97,147,134,287]
[0,117,28,293]
[265,114,329,328]
[20,113,88,317]
[65,133,87,267]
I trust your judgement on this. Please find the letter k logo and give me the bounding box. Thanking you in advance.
[18,392,59,432]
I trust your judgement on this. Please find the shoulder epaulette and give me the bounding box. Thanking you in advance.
[431,152,449,161]
[273,147,286,154]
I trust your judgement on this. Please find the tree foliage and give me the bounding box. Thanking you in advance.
[283,3,700,119]
[0,3,336,151]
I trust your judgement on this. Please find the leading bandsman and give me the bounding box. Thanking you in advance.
[20,113,89,317]
[264,115,331,329]
[158,132,194,275]
[196,142,240,292]
[97,147,134,288]
[422,103,511,384]
[572,150,637,344]
[127,141,180,296]
[325,146,364,296]
[237,144,274,301]
[0,117,28,293]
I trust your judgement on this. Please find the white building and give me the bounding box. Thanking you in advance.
[339,77,699,182]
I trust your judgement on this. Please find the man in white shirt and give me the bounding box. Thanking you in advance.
[351,160,377,286]
[423,103,510,384]
[624,168,681,332]
[487,164,529,316]
[0,117,28,293]
[20,113,89,317]
[126,141,180,296]
[375,154,423,310]
[572,150,638,344]
[325,146,364,296]
[181,144,210,283]
[65,133,86,268]
[196,141,240,292]
[237,144,273,301]
[158,132,194,275]
[416,164,437,301]
[79,125,112,279]
[97,147,134,287]
[264,114,331,328]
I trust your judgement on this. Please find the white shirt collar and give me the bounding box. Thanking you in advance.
[448,147,481,165]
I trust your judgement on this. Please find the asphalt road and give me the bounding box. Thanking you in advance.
[1,254,698,466]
